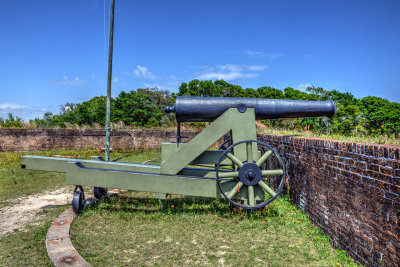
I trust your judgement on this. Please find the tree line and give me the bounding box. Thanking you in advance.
[1,79,399,137]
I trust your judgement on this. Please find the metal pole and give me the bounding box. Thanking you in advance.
[105,0,115,161]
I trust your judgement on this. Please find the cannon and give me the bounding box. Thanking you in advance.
[165,96,335,122]
[21,96,335,213]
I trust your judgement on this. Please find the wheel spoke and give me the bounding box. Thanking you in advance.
[258,180,276,197]
[225,152,243,168]
[218,171,239,178]
[246,142,253,162]
[248,185,255,206]
[226,181,243,199]
[261,169,284,176]
[256,150,273,167]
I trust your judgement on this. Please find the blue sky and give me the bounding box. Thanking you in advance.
[1,0,399,120]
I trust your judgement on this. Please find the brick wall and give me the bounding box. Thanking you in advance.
[0,129,399,265]
[0,129,198,151]
[259,134,399,266]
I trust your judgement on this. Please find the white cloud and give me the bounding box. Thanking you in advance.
[215,64,268,72]
[134,65,157,79]
[266,53,284,60]
[166,75,183,84]
[245,50,266,57]
[245,51,284,60]
[296,83,312,91]
[195,64,267,81]
[247,65,268,71]
[189,65,211,70]
[0,103,59,120]
[0,103,28,112]
[197,72,258,81]
[217,64,243,72]
[143,83,174,91]
[53,76,87,85]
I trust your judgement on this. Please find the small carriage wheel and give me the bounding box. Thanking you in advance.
[72,186,85,214]
[216,140,286,209]
[94,187,108,199]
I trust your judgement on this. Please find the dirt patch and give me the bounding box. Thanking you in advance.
[0,187,73,236]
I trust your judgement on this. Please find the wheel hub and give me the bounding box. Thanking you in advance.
[238,162,262,186]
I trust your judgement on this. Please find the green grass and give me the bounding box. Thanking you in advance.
[0,148,160,266]
[0,207,67,266]
[0,149,107,207]
[259,128,400,145]
[0,148,358,266]
[0,167,65,208]
[0,148,160,208]
[111,149,161,164]
[70,192,358,266]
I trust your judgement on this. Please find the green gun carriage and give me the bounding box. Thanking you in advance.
[21,96,335,213]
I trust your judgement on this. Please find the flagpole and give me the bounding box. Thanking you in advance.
[105,0,115,161]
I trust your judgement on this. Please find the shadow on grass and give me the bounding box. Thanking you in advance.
[83,194,281,220]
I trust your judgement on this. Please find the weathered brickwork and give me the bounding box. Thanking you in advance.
[0,129,399,265]
[0,129,198,151]
[260,134,399,266]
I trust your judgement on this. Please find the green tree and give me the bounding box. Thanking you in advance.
[284,87,318,100]
[214,80,243,97]
[330,104,366,135]
[138,88,175,126]
[1,113,24,128]
[73,96,108,125]
[306,86,327,100]
[257,87,286,99]
[383,102,400,134]
[360,96,390,132]
[232,88,258,98]
[113,90,162,127]
[60,102,76,114]
[361,96,400,134]
[44,96,109,127]
[327,90,358,106]
[27,79,400,136]
[30,112,54,128]
[178,79,220,97]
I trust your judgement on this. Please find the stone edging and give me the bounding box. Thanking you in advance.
[46,208,91,267]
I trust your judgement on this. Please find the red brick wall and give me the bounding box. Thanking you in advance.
[259,134,399,266]
[1,129,399,265]
[0,129,198,151]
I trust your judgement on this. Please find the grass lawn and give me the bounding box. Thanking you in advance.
[0,149,160,208]
[0,207,67,265]
[259,127,400,145]
[70,193,357,266]
[0,148,358,266]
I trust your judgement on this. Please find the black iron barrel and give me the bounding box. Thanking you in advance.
[165,96,336,122]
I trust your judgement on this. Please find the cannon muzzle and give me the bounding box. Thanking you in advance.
[165,96,335,122]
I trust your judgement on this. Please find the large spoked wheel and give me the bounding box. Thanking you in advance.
[216,140,286,209]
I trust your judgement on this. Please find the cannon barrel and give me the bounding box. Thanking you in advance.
[165,96,335,122]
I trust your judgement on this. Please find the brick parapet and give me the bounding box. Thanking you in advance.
[259,134,399,266]
[0,128,199,151]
